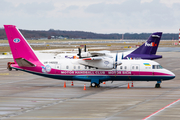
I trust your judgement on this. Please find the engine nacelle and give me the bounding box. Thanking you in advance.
[81,52,92,58]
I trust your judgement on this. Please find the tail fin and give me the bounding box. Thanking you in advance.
[124,32,162,60]
[4,25,39,64]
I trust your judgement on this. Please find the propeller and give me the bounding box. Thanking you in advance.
[121,53,124,59]
[114,52,118,69]
[114,52,122,70]
[84,45,86,52]
[77,45,87,58]
[77,47,82,58]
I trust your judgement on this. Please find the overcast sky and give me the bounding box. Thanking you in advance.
[1,0,180,33]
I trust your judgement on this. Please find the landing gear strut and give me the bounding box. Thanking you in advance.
[155,80,161,88]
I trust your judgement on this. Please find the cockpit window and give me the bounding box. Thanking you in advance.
[152,65,163,69]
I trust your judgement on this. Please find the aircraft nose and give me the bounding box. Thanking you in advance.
[169,71,175,79]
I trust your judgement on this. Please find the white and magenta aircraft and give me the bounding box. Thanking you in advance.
[4,25,175,88]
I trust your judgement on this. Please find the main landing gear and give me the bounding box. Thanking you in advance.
[91,82,100,87]
[90,79,100,87]
[155,80,161,88]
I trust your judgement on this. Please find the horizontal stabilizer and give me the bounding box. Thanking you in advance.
[15,58,36,67]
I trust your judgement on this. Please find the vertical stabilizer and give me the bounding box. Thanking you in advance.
[4,25,39,63]
[124,32,162,60]
[131,32,162,55]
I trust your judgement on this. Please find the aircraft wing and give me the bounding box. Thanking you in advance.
[89,50,110,56]
[78,57,115,69]
[83,57,102,60]
[15,58,36,67]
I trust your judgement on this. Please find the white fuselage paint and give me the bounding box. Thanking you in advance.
[40,59,174,76]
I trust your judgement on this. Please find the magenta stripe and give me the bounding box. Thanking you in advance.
[56,70,172,76]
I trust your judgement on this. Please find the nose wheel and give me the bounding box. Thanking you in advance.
[155,80,161,88]
[155,83,161,88]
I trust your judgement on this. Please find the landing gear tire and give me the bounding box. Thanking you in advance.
[155,83,161,88]
[91,83,100,87]
[91,83,96,87]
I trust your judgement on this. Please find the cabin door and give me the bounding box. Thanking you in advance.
[131,64,140,75]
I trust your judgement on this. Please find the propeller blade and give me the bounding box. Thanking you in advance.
[115,52,118,69]
[77,47,82,58]
[122,53,124,59]
[84,45,86,52]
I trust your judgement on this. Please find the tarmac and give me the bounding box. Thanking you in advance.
[0,52,180,120]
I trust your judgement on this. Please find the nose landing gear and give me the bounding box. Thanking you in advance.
[155,80,161,88]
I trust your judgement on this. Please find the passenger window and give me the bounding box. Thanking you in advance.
[125,66,127,69]
[132,66,134,69]
[74,66,76,69]
[120,66,122,69]
[78,66,80,69]
[85,66,87,69]
[136,66,138,69]
[66,66,69,69]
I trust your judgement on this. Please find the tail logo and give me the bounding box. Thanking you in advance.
[145,42,157,47]
[13,38,20,43]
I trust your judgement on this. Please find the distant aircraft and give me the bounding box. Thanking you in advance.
[4,25,175,88]
[56,32,163,61]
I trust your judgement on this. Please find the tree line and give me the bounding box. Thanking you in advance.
[0,28,178,40]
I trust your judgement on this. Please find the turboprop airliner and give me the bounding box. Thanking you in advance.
[56,32,162,60]
[4,25,175,88]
